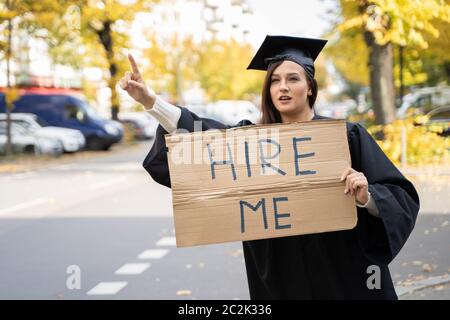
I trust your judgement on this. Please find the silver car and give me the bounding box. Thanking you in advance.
[0,122,63,155]
[0,113,85,152]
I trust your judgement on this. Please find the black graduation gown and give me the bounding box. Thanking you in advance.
[143,106,420,300]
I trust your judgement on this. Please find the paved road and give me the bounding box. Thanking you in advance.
[0,141,448,299]
[0,142,248,299]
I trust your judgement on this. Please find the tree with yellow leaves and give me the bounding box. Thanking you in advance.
[0,0,70,154]
[143,35,264,104]
[196,38,263,102]
[333,0,450,125]
[143,33,200,104]
[13,0,157,120]
[69,0,156,120]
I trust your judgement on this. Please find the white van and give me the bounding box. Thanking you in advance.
[397,86,450,119]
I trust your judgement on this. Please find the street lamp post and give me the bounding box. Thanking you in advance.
[399,44,405,107]
[5,0,13,155]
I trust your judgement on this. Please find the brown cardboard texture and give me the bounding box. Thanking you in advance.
[165,119,357,247]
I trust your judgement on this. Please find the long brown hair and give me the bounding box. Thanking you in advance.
[260,60,318,124]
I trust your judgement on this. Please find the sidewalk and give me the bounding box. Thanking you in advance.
[399,279,450,300]
[396,274,450,299]
[394,164,449,299]
[400,164,450,177]
[0,141,147,174]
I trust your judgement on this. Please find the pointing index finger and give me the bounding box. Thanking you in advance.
[128,53,141,75]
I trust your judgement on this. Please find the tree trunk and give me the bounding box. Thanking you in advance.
[364,31,396,125]
[97,21,119,120]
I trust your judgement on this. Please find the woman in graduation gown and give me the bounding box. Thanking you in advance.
[120,35,419,300]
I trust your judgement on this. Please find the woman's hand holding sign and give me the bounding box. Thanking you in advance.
[341,168,369,205]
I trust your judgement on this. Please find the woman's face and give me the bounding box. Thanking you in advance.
[269,60,311,117]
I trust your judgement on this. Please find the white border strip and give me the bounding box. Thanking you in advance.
[0,197,49,217]
[87,282,128,295]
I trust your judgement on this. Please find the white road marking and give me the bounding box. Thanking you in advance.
[156,237,176,247]
[87,282,127,295]
[0,197,49,217]
[114,263,151,275]
[89,176,127,190]
[138,249,169,259]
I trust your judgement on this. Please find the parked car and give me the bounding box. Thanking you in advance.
[0,121,63,155]
[185,104,210,118]
[207,100,261,125]
[397,86,450,119]
[315,101,357,119]
[0,88,123,150]
[0,113,85,152]
[420,105,450,137]
[118,112,157,140]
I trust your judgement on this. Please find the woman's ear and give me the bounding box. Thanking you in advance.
[308,90,312,96]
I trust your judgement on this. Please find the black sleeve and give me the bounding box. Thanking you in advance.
[142,106,254,188]
[347,122,420,265]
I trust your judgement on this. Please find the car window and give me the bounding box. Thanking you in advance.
[411,95,434,114]
[0,119,29,130]
[430,109,450,120]
[35,116,48,127]
[14,120,31,130]
[0,122,6,134]
[3,122,28,135]
[64,104,86,122]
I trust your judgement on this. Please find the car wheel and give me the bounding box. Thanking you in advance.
[86,136,104,150]
[24,145,36,155]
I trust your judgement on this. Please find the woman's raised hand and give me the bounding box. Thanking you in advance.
[120,54,156,109]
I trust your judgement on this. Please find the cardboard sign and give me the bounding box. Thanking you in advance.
[165,119,357,247]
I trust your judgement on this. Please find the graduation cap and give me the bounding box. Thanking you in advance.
[247,35,328,79]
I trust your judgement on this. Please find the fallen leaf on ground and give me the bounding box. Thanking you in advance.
[176,290,192,296]
[230,249,243,257]
[422,264,433,272]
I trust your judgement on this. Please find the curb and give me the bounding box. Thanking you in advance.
[0,141,146,174]
[395,274,450,297]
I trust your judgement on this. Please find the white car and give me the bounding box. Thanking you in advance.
[207,100,261,125]
[0,113,85,152]
[119,112,158,140]
[0,122,63,155]
[397,86,450,119]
